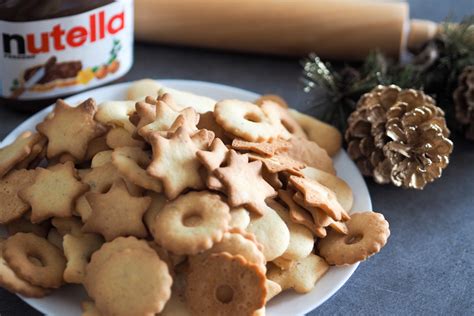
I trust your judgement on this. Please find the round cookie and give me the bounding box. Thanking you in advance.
[3,233,66,288]
[214,99,280,142]
[318,212,390,265]
[88,248,172,316]
[0,239,50,298]
[246,204,290,261]
[84,236,154,297]
[186,252,266,316]
[193,228,266,273]
[152,191,231,255]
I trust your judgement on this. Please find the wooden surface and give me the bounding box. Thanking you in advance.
[135,0,409,60]
[0,0,473,315]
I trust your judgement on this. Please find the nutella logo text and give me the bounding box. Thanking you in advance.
[2,10,125,58]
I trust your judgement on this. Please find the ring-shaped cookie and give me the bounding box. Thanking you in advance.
[3,233,66,288]
[186,252,266,316]
[214,100,279,142]
[318,212,390,265]
[152,191,230,255]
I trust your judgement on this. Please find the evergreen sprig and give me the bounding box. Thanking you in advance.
[302,15,474,132]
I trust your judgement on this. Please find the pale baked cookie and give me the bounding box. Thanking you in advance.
[214,99,280,142]
[267,254,329,294]
[246,205,290,261]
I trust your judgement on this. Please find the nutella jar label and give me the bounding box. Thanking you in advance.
[0,0,133,100]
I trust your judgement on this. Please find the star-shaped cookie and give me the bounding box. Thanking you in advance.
[267,254,329,293]
[18,162,89,223]
[0,132,44,178]
[215,150,277,215]
[36,99,106,161]
[138,100,199,139]
[289,176,347,221]
[0,169,37,224]
[147,126,210,199]
[83,179,151,241]
[196,138,229,191]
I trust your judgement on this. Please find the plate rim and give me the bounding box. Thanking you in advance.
[2,79,371,316]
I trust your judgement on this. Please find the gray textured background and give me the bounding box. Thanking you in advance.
[1,1,473,315]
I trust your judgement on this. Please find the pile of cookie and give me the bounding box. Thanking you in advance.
[0,79,390,316]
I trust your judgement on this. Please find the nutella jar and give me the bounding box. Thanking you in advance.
[0,0,134,112]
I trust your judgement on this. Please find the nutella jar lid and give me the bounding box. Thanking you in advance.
[0,0,134,111]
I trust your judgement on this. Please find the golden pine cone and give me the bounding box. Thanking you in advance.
[346,85,453,189]
[453,65,474,140]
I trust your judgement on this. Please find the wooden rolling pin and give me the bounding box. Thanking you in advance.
[135,0,438,60]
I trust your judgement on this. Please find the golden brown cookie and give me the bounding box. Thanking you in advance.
[51,217,83,237]
[105,127,146,149]
[84,237,156,295]
[267,254,329,293]
[196,137,229,191]
[215,150,276,215]
[3,233,66,288]
[0,239,50,298]
[231,138,290,157]
[37,99,107,160]
[5,215,50,238]
[186,252,266,316]
[63,233,103,284]
[289,175,348,221]
[83,179,151,241]
[284,137,336,175]
[193,228,266,273]
[86,248,172,316]
[197,111,231,143]
[278,189,326,238]
[152,191,230,255]
[288,109,342,156]
[147,126,209,199]
[112,146,163,192]
[15,135,47,170]
[19,162,89,223]
[247,152,305,176]
[84,136,110,161]
[0,132,44,178]
[0,169,37,224]
[301,167,354,212]
[80,161,142,196]
[318,212,390,265]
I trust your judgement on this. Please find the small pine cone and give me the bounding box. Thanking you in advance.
[453,65,474,140]
[346,85,453,189]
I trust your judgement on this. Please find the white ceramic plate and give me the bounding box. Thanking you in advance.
[1,80,371,316]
